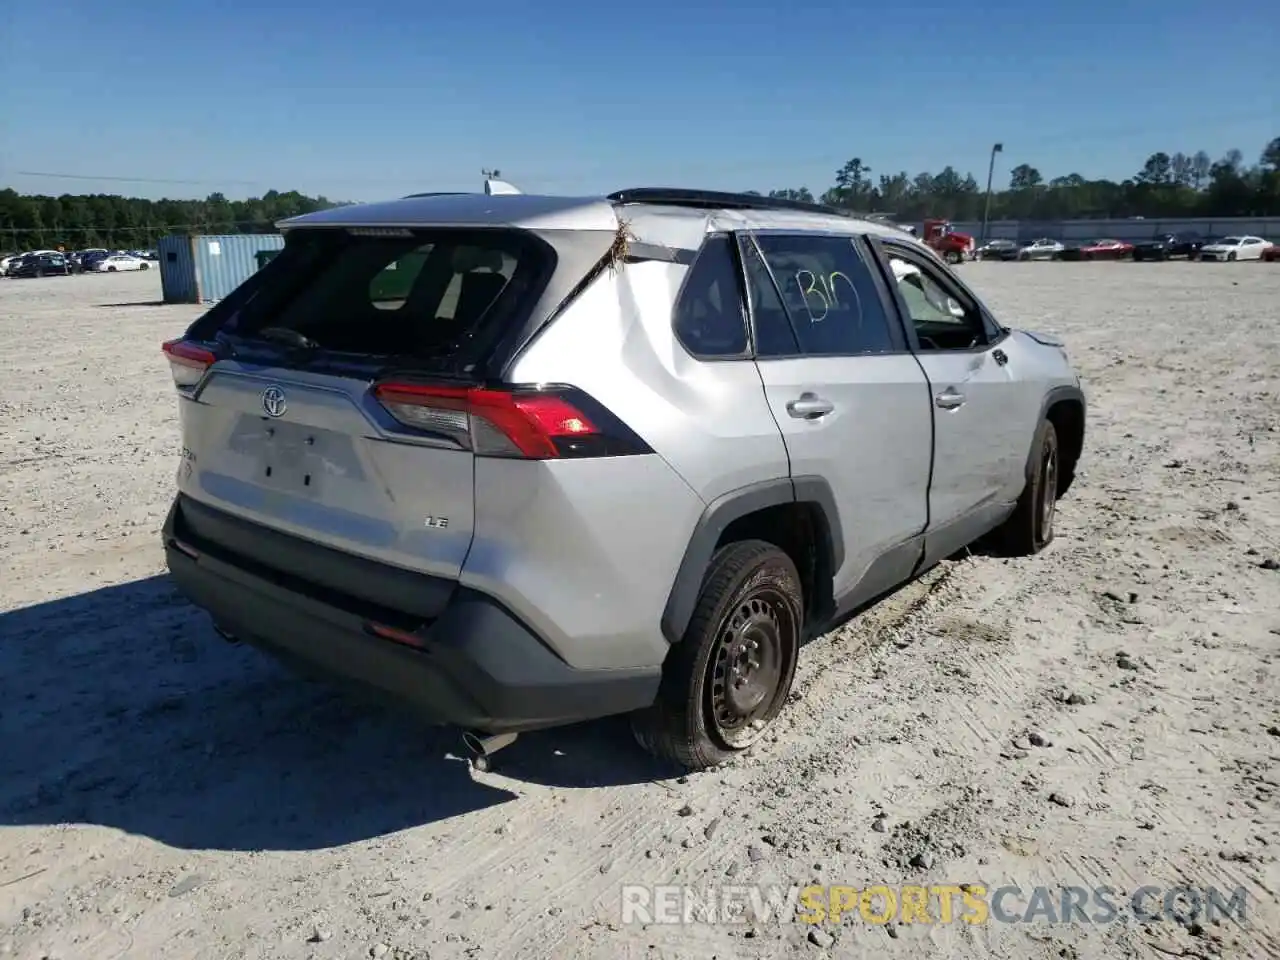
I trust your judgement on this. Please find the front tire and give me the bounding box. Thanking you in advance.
[632,540,802,769]
[1227,252,1237,262]
[994,419,1060,556]
[945,250,962,265]
[107,265,117,272]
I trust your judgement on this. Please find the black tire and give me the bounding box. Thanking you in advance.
[944,250,962,265]
[107,265,117,272]
[139,262,149,270]
[994,418,1060,556]
[35,269,44,278]
[631,540,803,769]
[1227,252,1236,262]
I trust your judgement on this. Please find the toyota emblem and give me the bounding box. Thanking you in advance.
[261,386,287,418]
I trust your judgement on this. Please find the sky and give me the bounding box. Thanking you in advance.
[2,0,1276,202]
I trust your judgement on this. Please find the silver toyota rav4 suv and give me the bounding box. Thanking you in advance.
[161,187,1085,771]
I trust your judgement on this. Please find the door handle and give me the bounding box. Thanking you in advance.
[935,388,966,410]
[992,348,1008,366]
[786,393,834,419]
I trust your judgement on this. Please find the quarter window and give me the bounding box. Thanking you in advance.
[672,235,749,357]
[750,235,897,357]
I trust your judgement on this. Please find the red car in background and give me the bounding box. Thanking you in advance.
[1059,238,1135,261]
[1263,244,1280,263]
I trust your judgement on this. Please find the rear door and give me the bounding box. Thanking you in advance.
[742,231,933,606]
[171,229,535,579]
[869,238,1036,560]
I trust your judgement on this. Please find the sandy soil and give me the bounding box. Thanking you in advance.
[2,263,1279,960]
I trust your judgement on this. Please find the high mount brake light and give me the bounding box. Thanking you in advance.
[162,339,216,388]
[371,382,649,460]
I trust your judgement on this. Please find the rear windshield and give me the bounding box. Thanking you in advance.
[213,228,552,361]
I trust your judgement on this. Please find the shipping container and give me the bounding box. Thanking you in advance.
[157,233,285,304]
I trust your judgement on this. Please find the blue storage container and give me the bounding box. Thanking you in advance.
[158,233,285,304]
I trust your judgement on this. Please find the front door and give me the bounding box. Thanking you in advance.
[740,232,934,609]
[872,239,1031,563]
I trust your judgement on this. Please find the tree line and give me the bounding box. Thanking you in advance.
[757,135,1280,222]
[0,189,342,252]
[2,135,1278,251]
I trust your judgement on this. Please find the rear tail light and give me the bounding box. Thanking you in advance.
[162,339,217,388]
[371,382,651,459]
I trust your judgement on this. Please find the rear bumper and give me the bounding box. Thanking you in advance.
[162,495,661,733]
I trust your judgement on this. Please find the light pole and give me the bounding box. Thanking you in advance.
[981,142,1003,247]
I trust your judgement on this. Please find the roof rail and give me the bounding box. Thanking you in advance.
[607,188,856,218]
[401,191,469,199]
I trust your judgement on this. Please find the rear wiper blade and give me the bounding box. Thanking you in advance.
[258,327,320,349]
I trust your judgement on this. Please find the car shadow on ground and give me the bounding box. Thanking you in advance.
[95,300,169,308]
[0,576,677,852]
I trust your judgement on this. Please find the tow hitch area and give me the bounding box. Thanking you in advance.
[462,730,518,773]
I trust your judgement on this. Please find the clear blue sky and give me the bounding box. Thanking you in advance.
[2,0,1276,202]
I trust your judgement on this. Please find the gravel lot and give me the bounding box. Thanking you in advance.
[2,263,1279,960]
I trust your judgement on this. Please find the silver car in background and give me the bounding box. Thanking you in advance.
[1018,238,1065,260]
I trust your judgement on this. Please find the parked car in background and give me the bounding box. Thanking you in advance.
[1132,233,1206,261]
[93,253,151,272]
[1197,235,1272,262]
[1018,238,1065,261]
[3,249,60,275]
[79,250,113,273]
[1262,244,1280,262]
[976,239,1019,260]
[9,253,72,278]
[1059,239,1134,261]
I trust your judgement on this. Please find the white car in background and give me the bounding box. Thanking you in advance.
[1198,236,1272,262]
[93,254,151,272]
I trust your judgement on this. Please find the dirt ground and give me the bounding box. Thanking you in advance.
[2,263,1279,960]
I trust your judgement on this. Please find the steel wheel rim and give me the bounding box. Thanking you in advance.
[708,588,793,749]
[1040,443,1058,536]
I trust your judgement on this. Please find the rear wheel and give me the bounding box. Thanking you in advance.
[139,262,149,270]
[994,418,1059,556]
[631,540,802,769]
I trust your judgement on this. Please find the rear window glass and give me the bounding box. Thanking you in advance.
[222,229,545,360]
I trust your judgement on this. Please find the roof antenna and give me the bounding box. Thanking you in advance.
[482,168,522,196]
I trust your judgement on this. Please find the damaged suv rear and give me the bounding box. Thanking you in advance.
[162,194,683,745]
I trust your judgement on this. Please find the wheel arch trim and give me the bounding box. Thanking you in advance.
[1027,384,1086,481]
[660,476,844,644]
